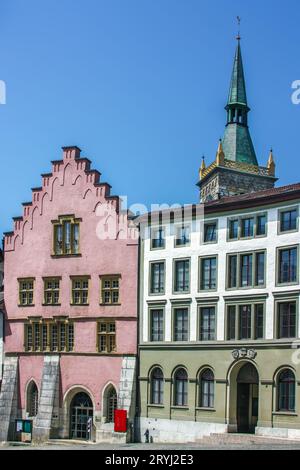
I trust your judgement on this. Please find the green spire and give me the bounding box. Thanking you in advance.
[222,39,258,166]
[227,40,247,106]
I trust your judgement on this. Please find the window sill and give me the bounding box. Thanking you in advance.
[196,407,216,412]
[272,411,297,417]
[97,351,117,355]
[18,304,35,308]
[170,406,189,410]
[51,254,82,259]
[278,229,298,235]
[147,404,165,408]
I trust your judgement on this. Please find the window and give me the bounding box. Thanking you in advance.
[174,259,190,293]
[254,304,264,339]
[200,257,217,291]
[239,305,252,340]
[204,222,217,243]
[175,225,190,247]
[97,320,116,353]
[43,278,60,305]
[174,368,188,407]
[53,216,80,255]
[277,247,298,285]
[229,219,239,240]
[150,309,164,342]
[280,209,298,233]
[256,215,267,236]
[277,301,297,339]
[174,308,189,341]
[228,255,237,289]
[199,307,216,341]
[19,278,34,306]
[150,262,165,294]
[241,217,254,238]
[100,276,120,304]
[277,370,295,412]
[71,277,89,305]
[27,381,39,418]
[25,320,74,352]
[240,254,253,287]
[227,251,266,289]
[199,369,214,408]
[106,387,117,423]
[151,227,165,249]
[226,303,264,341]
[228,214,267,240]
[150,368,164,405]
[227,305,236,340]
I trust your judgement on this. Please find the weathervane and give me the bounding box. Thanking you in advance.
[237,16,241,40]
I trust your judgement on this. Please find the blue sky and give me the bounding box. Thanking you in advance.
[0,0,300,235]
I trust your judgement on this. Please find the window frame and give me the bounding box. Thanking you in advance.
[100,275,121,305]
[149,307,165,342]
[149,367,164,405]
[278,207,299,235]
[172,305,190,342]
[227,212,268,242]
[174,224,191,248]
[18,278,35,307]
[198,305,217,342]
[202,220,218,245]
[52,215,82,257]
[276,368,296,413]
[173,368,189,408]
[43,276,61,306]
[70,276,90,306]
[97,319,117,354]
[149,261,166,296]
[198,368,215,409]
[173,258,191,294]
[199,255,218,292]
[150,226,166,251]
[24,319,74,352]
[275,298,298,340]
[276,245,299,287]
[226,250,266,290]
[224,301,266,341]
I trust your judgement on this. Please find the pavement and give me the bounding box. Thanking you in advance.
[2,433,300,450]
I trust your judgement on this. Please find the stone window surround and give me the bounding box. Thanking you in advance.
[226,249,267,291]
[227,212,268,242]
[276,244,299,287]
[278,206,299,235]
[224,299,266,341]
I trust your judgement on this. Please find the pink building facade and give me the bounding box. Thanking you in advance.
[0,146,138,442]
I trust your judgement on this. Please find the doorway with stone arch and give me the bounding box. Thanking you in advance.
[228,361,259,434]
[69,391,93,440]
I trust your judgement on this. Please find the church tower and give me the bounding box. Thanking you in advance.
[197,36,277,202]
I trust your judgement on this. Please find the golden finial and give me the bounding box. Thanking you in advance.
[199,155,206,179]
[267,148,276,176]
[216,139,225,166]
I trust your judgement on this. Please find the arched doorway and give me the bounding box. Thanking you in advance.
[70,392,93,440]
[236,363,259,433]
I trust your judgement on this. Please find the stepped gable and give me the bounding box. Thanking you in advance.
[3,146,137,252]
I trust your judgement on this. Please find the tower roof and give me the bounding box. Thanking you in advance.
[227,39,248,107]
[222,38,258,166]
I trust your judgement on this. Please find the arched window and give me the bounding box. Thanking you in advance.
[199,369,214,408]
[106,387,117,423]
[278,369,295,412]
[27,381,39,417]
[150,368,164,405]
[174,368,188,406]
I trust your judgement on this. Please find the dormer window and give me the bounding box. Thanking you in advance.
[52,216,81,256]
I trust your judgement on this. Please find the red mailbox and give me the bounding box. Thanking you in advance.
[114,409,127,432]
